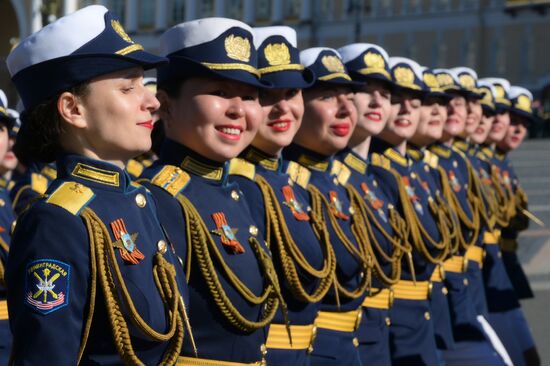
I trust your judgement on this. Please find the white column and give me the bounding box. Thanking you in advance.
[300,0,311,21]
[243,0,254,23]
[125,0,138,32]
[155,0,168,30]
[30,0,42,33]
[63,0,78,15]
[185,0,197,20]
[215,0,226,16]
[271,0,283,23]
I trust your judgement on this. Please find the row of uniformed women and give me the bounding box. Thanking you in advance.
[1,4,538,366]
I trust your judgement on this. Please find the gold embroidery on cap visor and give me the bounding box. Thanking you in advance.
[225,34,251,62]
[393,67,420,90]
[479,87,495,109]
[494,85,512,106]
[515,94,532,113]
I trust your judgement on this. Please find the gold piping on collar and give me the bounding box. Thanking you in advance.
[181,156,224,181]
[297,154,329,172]
[481,146,494,158]
[258,63,304,75]
[406,148,422,161]
[430,145,451,159]
[41,165,57,180]
[245,149,279,171]
[201,62,260,77]
[343,153,367,174]
[453,140,469,152]
[384,149,408,167]
[71,163,120,187]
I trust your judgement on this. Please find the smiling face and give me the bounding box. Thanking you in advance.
[252,87,304,156]
[352,80,392,141]
[471,111,494,145]
[73,67,160,162]
[377,89,421,145]
[160,77,263,162]
[487,110,510,143]
[0,123,9,166]
[442,93,467,140]
[497,113,529,151]
[0,134,17,174]
[294,85,357,156]
[464,97,483,136]
[412,96,447,146]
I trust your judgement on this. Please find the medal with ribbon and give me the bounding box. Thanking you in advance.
[110,219,145,265]
[282,185,309,221]
[211,212,245,254]
[329,191,350,220]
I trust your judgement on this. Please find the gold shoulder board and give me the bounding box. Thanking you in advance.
[151,165,190,197]
[31,173,49,194]
[126,159,144,178]
[228,158,255,180]
[286,161,311,189]
[370,153,391,170]
[46,182,95,215]
[337,164,351,186]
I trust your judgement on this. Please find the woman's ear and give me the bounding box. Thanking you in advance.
[57,91,87,129]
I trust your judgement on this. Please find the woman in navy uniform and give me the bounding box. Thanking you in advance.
[282,47,371,366]
[337,43,408,366]
[6,6,188,364]
[0,95,16,365]
[141,18,284,365]
[227,26,335,366]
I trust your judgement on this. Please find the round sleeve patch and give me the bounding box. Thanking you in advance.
[25,259,71,315]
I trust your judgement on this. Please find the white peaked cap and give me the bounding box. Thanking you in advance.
[338,43,390,64]
[253,26,297,49]
[7,5,108,77]
[161,17,253,56]
[299,47,342,67]
[509,86,533,100]
[389,56,423,79]
[479,77,511,93]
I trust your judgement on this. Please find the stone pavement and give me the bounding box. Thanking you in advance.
[509,139,550,363]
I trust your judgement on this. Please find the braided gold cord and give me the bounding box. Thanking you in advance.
[80,208,184,366]
[255,175,336,303]
[176,194,280,332]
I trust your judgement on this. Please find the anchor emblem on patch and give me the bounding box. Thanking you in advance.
[360,182,387,222]
[329,191,350,220]
[402,176,423,215]
[211,212,245,254]
[448,170,461,193]
[282,185,309,221]
[110,219,145,265]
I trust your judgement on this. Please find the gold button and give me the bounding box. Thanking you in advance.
[424,311,431,320]
[249,225,258,236]
[135,193,147,208]
[373,180,378,187]
[0,198,5,207]
[388,203,394,210]
[306,206,312,212]
[288,178,294,186]
[424,165,429,172]
[442,287,448,295]
[411,172,417,179]
[453,161,458,168]
[498,251,502,258]
[231,190,240,201]
[385,317,392,326]
[353,337,359,347]
[157,240,167,254]
[463,278,469,286]
[10,220,16,235]
[260,344,267,356]
[333,177,339,185]
[349,206,356,215]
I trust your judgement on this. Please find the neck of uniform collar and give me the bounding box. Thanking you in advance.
[56,154,131,192]
[495,147,508,160]
[337,147,368,174]
[406,143,425,161]
[159,139,228,185]
[370,137,410,167]
[453,136,470,152]
[282,143,333,172]
[241,145,281,172]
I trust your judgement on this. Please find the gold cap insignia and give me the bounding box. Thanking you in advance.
[363,52,385,70]
[516,95,532,113]
[394,67,415,86]
[494,85,505,99]
[111,19,134,44]
[459,74,475,90]
[321,55,346,73]
[264,43,291,66]
[225,34,251,62]
[423,73,439,89]
[480,87,493,105]
[436,73,454,88]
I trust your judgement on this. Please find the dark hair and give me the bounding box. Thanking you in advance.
[14,84,89,166]
[158,76,187,98]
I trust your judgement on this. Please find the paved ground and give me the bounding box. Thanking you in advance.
[508,139,550,364]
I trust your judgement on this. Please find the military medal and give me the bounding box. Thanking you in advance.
[211,212,245,254]
[502,171,511,188]
[448,170,461,192]
[282,185,309,221]
[111,219,145,265]
[479,168,492,186]
[402,176,423,215]
[329,191,349,220]
[360,182,387,222]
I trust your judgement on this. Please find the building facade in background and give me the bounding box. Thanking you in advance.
[1,0,550,118]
